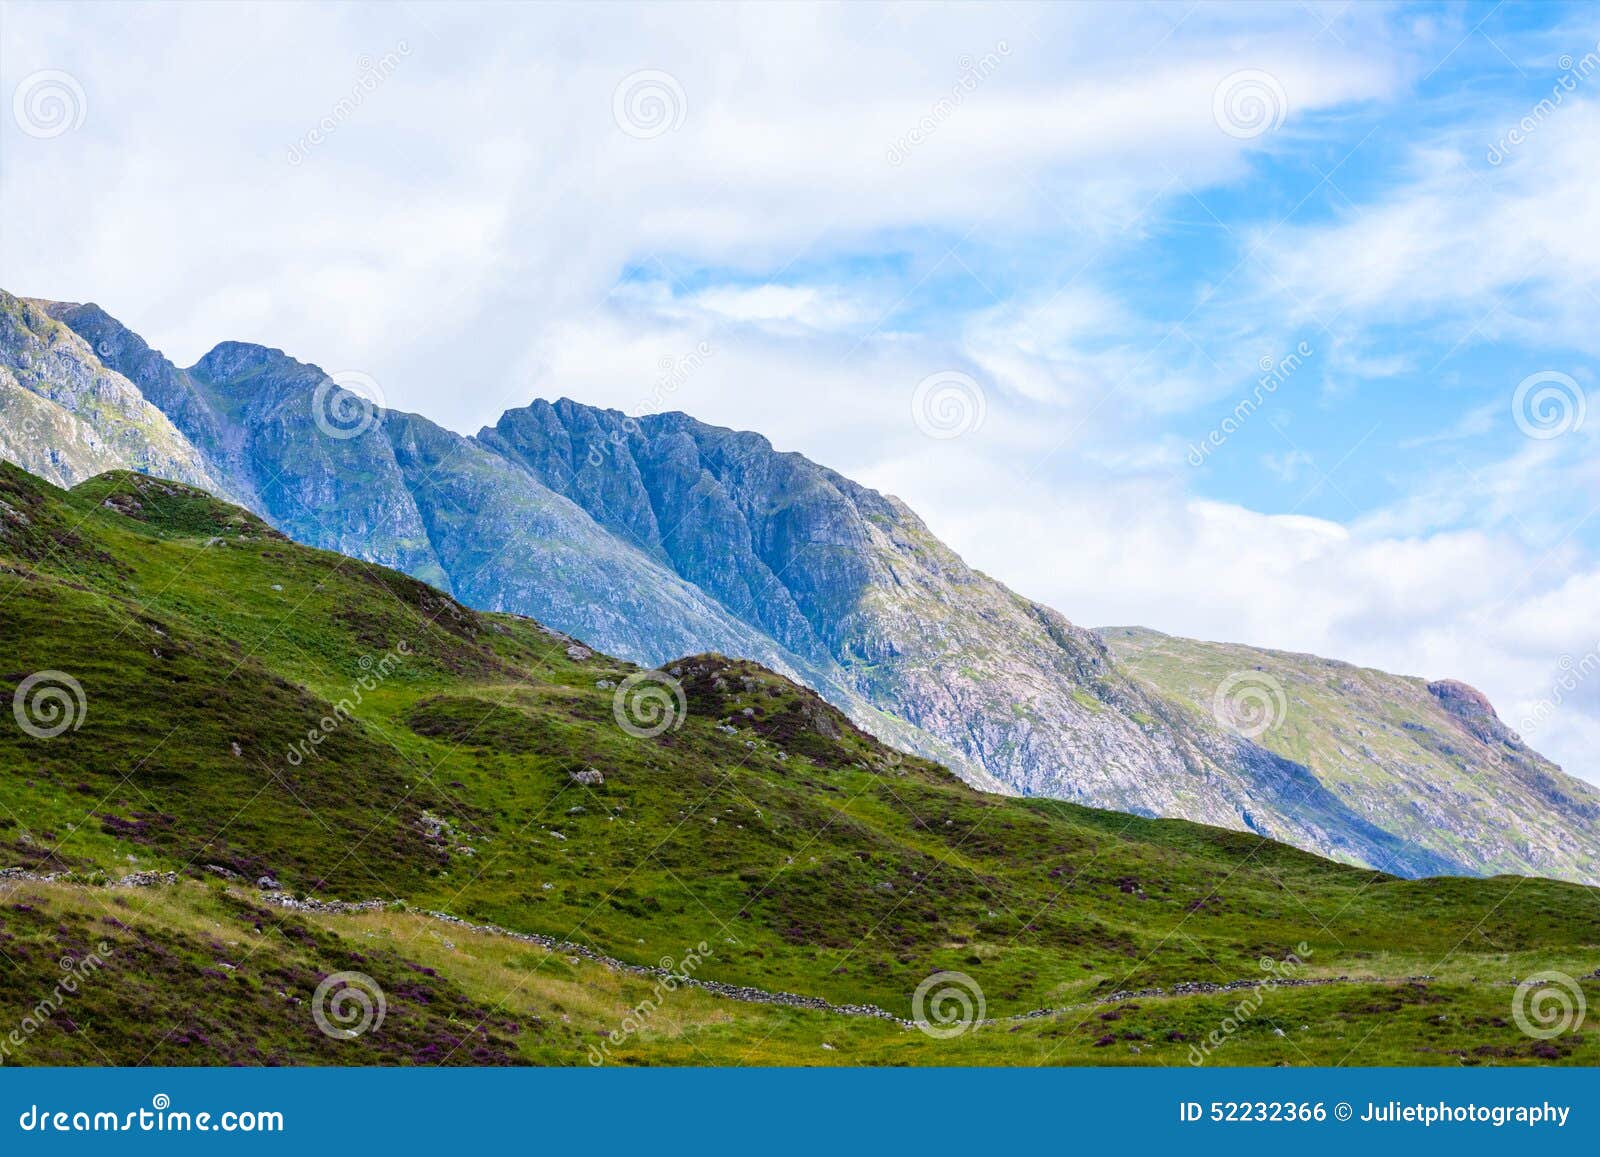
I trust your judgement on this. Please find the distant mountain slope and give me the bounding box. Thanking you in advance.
[1101,627,1600,884]
[0,293,226,494]
[7,293,1598,882]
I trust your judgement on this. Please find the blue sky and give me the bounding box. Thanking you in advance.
[4,0,1600,778]
[607,0,1597,533]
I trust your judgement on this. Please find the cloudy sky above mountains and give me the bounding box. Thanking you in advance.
[5,0,1600,780]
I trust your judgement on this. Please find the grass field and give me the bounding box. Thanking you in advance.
[1,465,1595,1065]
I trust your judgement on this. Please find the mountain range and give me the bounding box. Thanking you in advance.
[4,288,1598,885]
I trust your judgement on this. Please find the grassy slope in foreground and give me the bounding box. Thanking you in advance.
[0,465,1596,1066]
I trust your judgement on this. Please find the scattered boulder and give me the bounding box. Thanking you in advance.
[112,870,178,888]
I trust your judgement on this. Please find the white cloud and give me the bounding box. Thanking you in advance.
[1262,448,1314,482]
[630,281,873,334]
[1251,99,1600,352]
[1,0,1410,431]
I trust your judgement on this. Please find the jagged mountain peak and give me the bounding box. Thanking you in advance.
[1427,677,1524,750]
[41,297,112,332]
[191,339,321,386]
[0,291,231,499]
[1428,677,1499,719]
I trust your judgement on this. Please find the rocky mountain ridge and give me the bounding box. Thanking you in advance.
[0,293,228,497]
[6,290,1599,882]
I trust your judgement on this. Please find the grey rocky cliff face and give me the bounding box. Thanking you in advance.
[45,302,246,493]
[13,296,1600,882]
[474,401,1532,878]
[28,304,995,791]
[0,293,227,495]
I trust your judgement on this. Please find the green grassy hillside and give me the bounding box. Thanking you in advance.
[1,465,1595,1066]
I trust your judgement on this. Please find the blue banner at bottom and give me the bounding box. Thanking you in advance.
[1,1067,1591,1153]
